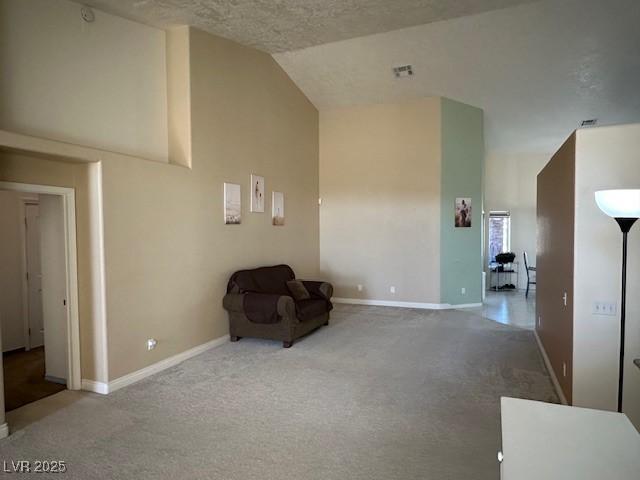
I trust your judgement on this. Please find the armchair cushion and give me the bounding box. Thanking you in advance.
[244,293,282,324]
[286,280,311,301]
[295,298,330,322]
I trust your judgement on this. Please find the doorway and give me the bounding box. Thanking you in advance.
[0,183,81,413]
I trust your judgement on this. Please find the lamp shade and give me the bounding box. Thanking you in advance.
[595,189,640,218]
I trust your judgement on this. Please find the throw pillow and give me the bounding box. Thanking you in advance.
[287,280,310,301]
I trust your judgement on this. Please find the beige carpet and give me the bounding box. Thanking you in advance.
[0,304,557,479]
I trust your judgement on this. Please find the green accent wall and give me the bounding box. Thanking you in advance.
[440,98,484,305]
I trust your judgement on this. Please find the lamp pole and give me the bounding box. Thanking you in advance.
[615,218,637,413]
[595,190,640,414]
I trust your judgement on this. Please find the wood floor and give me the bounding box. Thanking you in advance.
[2,347,66,412]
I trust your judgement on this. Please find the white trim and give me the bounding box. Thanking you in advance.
[0,422,9,439]
[534,330,568,405]
[333,297,482,310]
[82,335,229,395]
[452,303,484,309]
[0,182,77,196]
[0,182,81,391]
[45,375,67,385]
[63,190,81,390]
[88,163,109,384]
[81,379,109,395]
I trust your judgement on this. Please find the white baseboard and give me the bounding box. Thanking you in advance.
[451,302,483,309]
[534,330,568,405]
[82,334,229,395]
[45,375,67,385]
[0,422,9,439]
[81,379,109,395]
[333,297,482,310]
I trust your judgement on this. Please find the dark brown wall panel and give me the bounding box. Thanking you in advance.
[536,133,575,403]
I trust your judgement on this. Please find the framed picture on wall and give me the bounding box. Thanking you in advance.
[224,183,241,224]
[272,191,284,226]
[455,197,472,228]
[250,174,265,213]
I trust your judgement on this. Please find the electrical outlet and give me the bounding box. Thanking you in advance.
[461,287,466,295]
[390,286,396,294]
[357,284,363,292]
[147,338,157,351]
[593,302,617,316]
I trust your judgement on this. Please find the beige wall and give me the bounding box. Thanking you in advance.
[573,124,640,428]
[319,99,441,303]
[103,28,319,379]
[484,152,550,288]
[0,190,25,352]
[0,0,168,162]
[1,26,319,383]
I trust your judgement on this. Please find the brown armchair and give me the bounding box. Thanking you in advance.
[222,265,333,348]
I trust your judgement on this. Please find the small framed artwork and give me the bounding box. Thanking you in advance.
[250,174,265,213]
[455,197,472,228]
[272,191,284,226]
[224,183,241,224]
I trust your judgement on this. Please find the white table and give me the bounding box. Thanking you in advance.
[500,397,640,480]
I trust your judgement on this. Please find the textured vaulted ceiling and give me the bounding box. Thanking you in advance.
[86,0,536,53]
[274,0,640,154]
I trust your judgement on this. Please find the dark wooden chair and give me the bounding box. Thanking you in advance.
[524,251,536,298]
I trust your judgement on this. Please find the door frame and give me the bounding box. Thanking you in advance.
[0,181,81,390]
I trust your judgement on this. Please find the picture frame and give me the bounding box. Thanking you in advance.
[224,183,241,224]
[455,197,472,228]
[272,191,284,226]
[250,174,265,213]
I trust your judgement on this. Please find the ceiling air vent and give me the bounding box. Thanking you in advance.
[393,65,413,78]
[580,118,597,127]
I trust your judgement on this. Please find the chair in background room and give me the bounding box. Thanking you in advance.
[523,251,536,298]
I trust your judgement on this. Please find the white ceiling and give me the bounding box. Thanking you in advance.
[86,0,534,53]
[274,0,640,154]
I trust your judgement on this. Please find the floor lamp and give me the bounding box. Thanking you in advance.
[595,189,640,413]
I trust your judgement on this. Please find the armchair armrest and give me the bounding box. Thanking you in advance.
[223,293,245,312]
[276,295,296,318]
[223,293,296,319]
[301,281,333,301]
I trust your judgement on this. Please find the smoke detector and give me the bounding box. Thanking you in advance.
[81,6,95,23]
[580,118,597,127]
[393,65,413,78]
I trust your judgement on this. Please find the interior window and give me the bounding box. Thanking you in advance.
[489,211,511,262]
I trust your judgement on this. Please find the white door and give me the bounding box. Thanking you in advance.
[39,194,68,382]
[24,203,45,349]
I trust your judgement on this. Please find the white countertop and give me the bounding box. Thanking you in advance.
[501,397,640,480]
